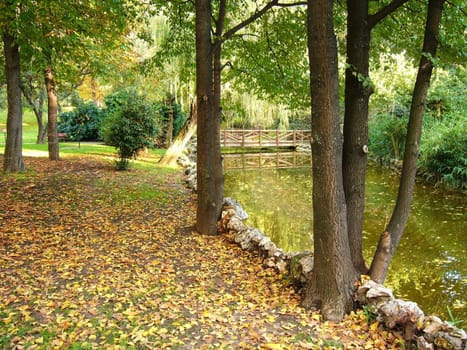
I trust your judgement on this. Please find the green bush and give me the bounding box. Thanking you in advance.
[419,117,467,189]
[102,89,159,170]
[58,102,105,141]
[369,113,408,162]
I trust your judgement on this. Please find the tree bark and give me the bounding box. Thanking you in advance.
[166,97,174,148]
[342,0,409,274]
[45,67,60,160]
[302,0,358,322]
[195,0,218,235]
[369,0,445,283]
[342,0,372,274]
[213,0,226,228]
[2,32,25,173]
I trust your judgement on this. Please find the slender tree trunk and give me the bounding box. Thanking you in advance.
[2,32,25,173]
[195,0,218,235]
[45,67,59,160]
[166,97,174,147]
[369,0,445,283]
[159,103,197,167]
[302,0,358,322]
[342,0,372,274]
[21,84,47,144]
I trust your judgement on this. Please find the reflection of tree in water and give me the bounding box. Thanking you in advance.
[224,156,466,320]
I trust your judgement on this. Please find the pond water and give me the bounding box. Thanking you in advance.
[223,152,466,322]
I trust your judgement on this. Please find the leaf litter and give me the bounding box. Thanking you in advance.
[0,156,406,349]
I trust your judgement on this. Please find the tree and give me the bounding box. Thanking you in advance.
[1,0,144,167]
[301,0,358,321]
[20,71,47,143]
[343,0,408,274]
[2,31,24,172]
[45,67,59,160]
[304,0,447,321]
[369,0,446,283]
[193,0,302,235]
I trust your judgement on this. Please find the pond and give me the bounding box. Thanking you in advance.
[223,152,466,322]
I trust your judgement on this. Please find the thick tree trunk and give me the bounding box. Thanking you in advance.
[369,0,445,283]
[45,67,59,160]
[195,0,218,235]
[2,32,25,173]
[302,0,358,322]
[159,103,197,167]
[342,0,372,274]
[213,0,226,227]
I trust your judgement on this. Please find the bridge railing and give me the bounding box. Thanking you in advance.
[220,129,312,148]
[223,152,311,170]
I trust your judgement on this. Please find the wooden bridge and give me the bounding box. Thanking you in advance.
[223,152,311,170]
[220,129,312,148]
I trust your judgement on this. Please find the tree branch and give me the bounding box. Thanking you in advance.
[368,0,409,29]
[223,0,279,42]
[276,1,307,6]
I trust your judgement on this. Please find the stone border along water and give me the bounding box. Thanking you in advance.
[176,142,466,350]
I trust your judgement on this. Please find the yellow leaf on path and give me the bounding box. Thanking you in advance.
[261,343,285,350]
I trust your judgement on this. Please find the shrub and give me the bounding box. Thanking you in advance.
[102,89,159,170]
[368,113,408,162]
[58,102,105,141]
[419,116,467,189]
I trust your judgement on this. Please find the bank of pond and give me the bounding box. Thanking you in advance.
[223,152,466,323]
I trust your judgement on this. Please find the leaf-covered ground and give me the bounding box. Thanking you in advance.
[0,156,406,349]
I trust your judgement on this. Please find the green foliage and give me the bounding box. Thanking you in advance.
[369,114,408,162]
[419,115,466,189]
[58,102,105,141]
[446,306,464,327]
[102,89,159,169]
[0,87,6,110]
[159,102,188,138]
[362,305,378,324]
[369,64,466,189]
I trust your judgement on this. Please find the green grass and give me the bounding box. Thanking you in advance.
[0,108,168,169]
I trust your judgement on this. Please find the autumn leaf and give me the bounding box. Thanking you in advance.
[0,155,408,349]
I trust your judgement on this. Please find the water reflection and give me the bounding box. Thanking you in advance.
[224,152,466,321]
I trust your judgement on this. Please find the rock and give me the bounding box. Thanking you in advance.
[226,216,247,233]
[417,336,435,350]
[357,280,394,305]
[289,253,314,287]
[377,299,424,329]
[223,197,248,220]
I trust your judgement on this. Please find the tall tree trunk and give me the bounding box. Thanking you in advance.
[45,67,59,160]
[369,0,445,283]
[195,0,218,235]
[159,103,197,167]
[165,97,175,148]
[342,0,372,274]
[302,0,358,322]
[212,0,226,226]
[2,32,25,173]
